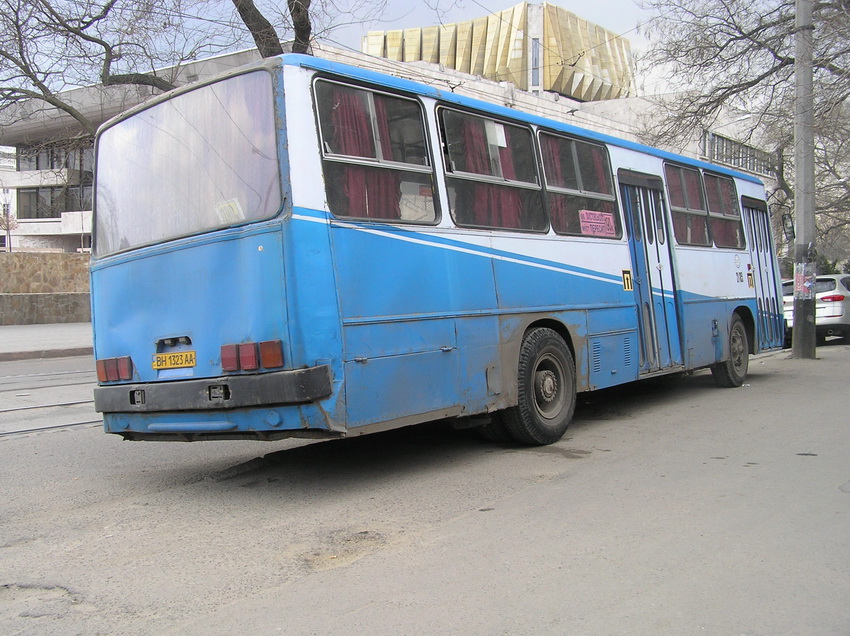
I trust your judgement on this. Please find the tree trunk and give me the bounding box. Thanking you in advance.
[288,0,312,54]
[231,0,285,58]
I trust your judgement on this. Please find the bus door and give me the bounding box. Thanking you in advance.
[742,198,784,349]
[619,171,683,373]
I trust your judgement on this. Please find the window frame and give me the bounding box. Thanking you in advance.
[314,78,439,226]
[664,162,712,248]
[437,105,547,233]
[17,186,68,220]
[703,171,746,250]
[538,130,622,240]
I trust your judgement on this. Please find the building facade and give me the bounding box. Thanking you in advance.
[363,2,635,102]
[0,50,259,252]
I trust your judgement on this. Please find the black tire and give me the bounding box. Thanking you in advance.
[711,314,749,388]
[502,328,576,445]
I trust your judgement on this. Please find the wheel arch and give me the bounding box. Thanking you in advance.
[497,314,584,410]
[522,318,577,363]
[732,304,756,355]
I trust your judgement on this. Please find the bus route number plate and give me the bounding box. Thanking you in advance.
[152,351,197,370]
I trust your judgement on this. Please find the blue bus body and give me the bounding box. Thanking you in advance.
[90,54,784,443]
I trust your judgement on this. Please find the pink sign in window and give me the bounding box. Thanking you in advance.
[579,209,617,237]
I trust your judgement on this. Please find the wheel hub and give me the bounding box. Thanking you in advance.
[536,370,558,403]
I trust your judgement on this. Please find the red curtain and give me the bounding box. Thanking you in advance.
[590,146,610,195]
[460,118,522,228]
[541,135,570,232]
[330,87,400,219]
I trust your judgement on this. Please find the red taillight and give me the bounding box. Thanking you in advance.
[96,359,108,383]
[221,344,239,372]
[821,294,845,302]
[221,340,284,372]
[259,340,284,368]
[96,356,134,382]
[117,356,133,381]
[239,343,259,370]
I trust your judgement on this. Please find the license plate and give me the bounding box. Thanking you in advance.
[152,351,197,370]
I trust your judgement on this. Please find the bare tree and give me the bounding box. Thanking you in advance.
[0,0,250,138]
[639,0,850,259]
[1,203,16,251]
[0,0,389,143]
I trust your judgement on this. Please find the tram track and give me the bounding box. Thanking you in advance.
[0,379,98,393]
[0,419,102,438]
[0,399,95,414]
[0,362,99,437]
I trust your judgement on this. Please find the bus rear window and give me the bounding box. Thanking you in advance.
[94,71,281,256]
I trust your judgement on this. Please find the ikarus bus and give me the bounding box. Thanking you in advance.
[90,54,785,444]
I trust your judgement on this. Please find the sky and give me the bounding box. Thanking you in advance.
[326,0,652,55]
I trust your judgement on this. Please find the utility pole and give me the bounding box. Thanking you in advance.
[792,0,816,358]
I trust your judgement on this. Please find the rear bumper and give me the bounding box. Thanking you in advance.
[94,364,333,414]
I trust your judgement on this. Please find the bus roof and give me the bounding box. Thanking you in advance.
[282,54,763,186]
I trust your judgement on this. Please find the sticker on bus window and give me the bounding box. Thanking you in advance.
[485,120,507,147]
[215,199,244,224]
[579,210,617,237]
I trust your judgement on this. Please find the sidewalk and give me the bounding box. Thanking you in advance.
[0,322,93,362]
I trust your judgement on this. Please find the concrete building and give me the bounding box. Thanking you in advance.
[363,1,635,102]
[0,50,259,252]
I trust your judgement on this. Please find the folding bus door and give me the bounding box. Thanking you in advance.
[742,198,784,349]
[619,171,683,373]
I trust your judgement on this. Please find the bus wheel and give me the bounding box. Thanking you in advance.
[711,314,749,388]
[503,328,576,445]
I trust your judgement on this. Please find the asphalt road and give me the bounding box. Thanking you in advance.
[1,345,848,635]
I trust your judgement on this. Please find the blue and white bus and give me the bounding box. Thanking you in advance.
[91,54,784,445]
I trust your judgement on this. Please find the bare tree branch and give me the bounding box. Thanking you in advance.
[640,0,850,261]
[231,0,285,57]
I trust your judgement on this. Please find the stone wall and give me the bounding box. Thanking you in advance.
[0,253,91,324]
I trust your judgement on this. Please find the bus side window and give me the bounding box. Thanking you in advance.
[315,81,437,223]
[540,132,621,239]
[705,173,745,249]
[440,109,546,232]
[664,163,711,246]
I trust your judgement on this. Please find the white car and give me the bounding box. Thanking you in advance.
[783,274,850,344]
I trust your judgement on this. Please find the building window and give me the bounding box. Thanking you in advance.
[701,131,776,177]
[17,142,94,176]
[65,185,93,212]
[17,187,73,219]
[531,39,540,87]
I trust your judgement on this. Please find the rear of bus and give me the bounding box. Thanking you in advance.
[91,58,342,440]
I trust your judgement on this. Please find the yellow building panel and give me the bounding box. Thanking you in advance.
[483,13,501,78]
[455,21,473,73]
[422,26,440,64]
[440,24,458,67]
[403,28,422,61]
[364,32,386,58]
[507,3,528,88]
[363,1,634,102]
[386,30,404,61]
[469,17,488,76]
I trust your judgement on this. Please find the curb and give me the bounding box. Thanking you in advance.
[0,347,94,363]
